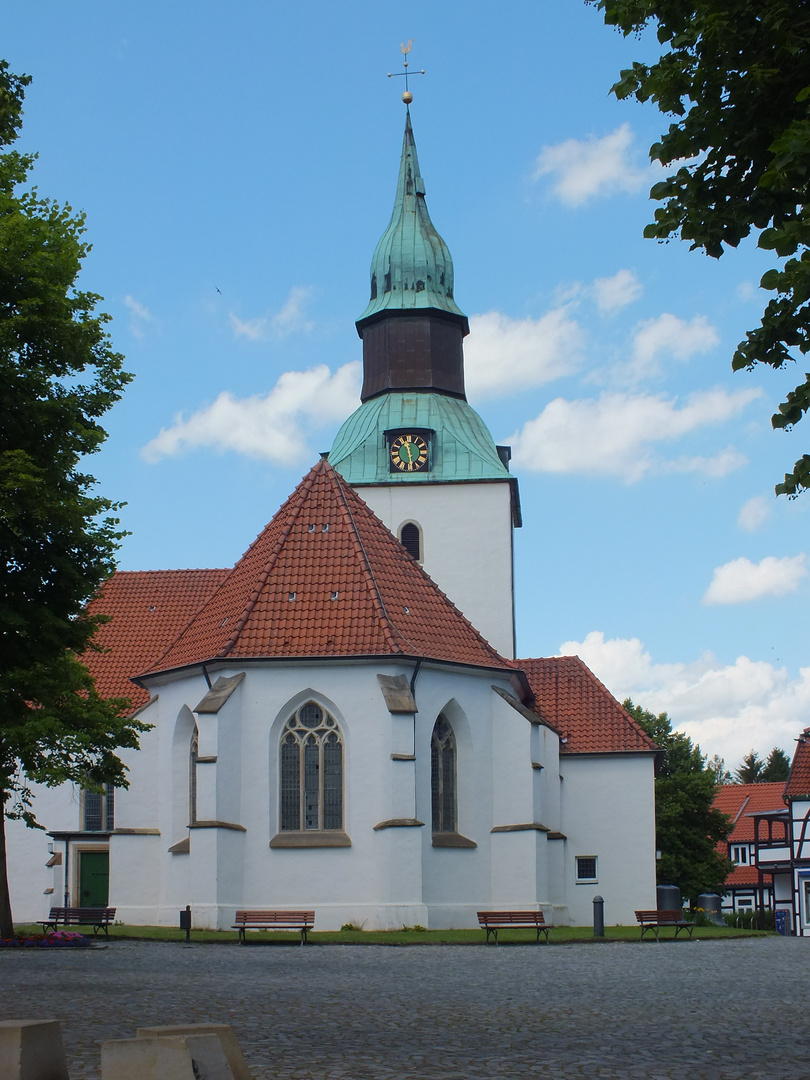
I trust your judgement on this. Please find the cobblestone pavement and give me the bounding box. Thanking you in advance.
[1,936,807,1079]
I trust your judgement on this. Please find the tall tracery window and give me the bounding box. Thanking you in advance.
[280,703,343,831]
[431,713,456,833]
[189,725,199,824]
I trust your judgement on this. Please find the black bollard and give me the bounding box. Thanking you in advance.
[593,895,604,937]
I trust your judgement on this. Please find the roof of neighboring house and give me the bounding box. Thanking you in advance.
[517,655,659,755]
[145,458,513,677]
[83,568,229,708]
[713,783,787,843]
[724,863,762,889]
[785,728,810,800]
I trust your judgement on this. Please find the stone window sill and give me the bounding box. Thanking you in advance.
[270,831,351,848]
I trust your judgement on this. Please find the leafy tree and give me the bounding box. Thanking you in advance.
[734,750,765,784]
[707,754,731,785]
[762,746,791,782]
[624,699,732,901]
[0,61,146,939]
[589,0,810,496]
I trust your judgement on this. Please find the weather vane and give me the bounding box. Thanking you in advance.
[387,40,425,105]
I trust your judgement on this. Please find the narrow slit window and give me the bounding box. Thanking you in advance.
[431,713,456,834]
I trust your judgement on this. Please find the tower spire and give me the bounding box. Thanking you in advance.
[357,110,467,327]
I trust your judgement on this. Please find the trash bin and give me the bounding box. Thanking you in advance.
[775,910,788,936]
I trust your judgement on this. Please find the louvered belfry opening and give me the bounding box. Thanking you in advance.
[400,522,421,561]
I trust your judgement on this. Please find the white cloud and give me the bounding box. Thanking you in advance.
[509,387,760,481]
[662,447,748,479]
[272,286,314,336]
[229,286,314,342]
[739,495,771,532]
[618,313,720,383]
[229,313,268,340]
[558,630,810,768]
[592,269,642,315]
[533,124,653,206]
[703,554,807,605]
[465,309,583,396]
[124,294,153,339]
[141,361,361,465]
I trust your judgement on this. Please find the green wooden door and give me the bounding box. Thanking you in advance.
[79,850,109,907]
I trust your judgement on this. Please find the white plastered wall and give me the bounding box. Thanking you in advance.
[558,753,657,926]
[355,481,515,659]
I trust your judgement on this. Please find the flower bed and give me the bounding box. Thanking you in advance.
[0,931,92,948]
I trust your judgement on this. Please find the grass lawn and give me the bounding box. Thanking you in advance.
[12,923,772,946]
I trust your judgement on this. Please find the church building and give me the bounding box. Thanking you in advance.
[7,107,659,931]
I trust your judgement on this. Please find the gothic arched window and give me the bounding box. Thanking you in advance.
[431,713,456,834]
[189,725,199,825]
[280,703,343,832]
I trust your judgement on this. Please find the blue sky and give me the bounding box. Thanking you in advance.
[5,2,808,770]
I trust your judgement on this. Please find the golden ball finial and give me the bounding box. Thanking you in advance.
[402,90,413,105]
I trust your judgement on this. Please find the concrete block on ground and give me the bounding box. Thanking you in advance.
[101,1033,233,1080]
[136,1024,253,1080]
[0,1020,69,1080]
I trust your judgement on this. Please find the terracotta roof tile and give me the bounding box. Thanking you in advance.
[785,728,810,800]
[82,569,229,709]
[518,655,658,755]
[147,459,513,675]
[712,783,787,843]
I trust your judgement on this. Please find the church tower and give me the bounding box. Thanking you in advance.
[330,108,521,658]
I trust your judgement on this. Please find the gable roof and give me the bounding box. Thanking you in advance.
[83,569,229,709]
[144,458,513,677]
[785,728,810,800]
[713,782,787,843]
[518,655,659,755]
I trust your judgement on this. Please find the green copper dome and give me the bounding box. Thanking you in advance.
[357,111,466,325]
[329,392,510,484]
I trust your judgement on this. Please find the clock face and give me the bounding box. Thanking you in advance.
[389,432,429,473]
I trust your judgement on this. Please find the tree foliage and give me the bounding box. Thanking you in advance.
[734,750,765,784]
[624,699,732,900]
[734,746,791,783]
[589,0,810,496]
[762,746,791,782]
[0,60,146,937]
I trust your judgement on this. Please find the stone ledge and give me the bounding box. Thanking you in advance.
[269,831,351,848]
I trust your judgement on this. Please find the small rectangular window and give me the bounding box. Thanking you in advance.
[731,845,748,865]
[576,856,597,882]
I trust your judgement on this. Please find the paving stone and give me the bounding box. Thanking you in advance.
[0,937,808,1079]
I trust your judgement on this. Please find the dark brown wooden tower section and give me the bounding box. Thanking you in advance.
[357,310,469,402]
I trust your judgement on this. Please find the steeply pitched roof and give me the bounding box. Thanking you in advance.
[785,728,810,800]
[145,458,512,677]
[713,782,787,843]
[518,655,659,755]
[83,569,229,708]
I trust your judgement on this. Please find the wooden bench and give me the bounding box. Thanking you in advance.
[37,906,116,938]
[232,910,315,945]
[635,909,694,941]
[477,910,551,944]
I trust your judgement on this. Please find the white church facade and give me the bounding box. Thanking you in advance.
[6,108,659,931]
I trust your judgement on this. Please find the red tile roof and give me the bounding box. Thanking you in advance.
[518,655,659,755]
[83,569,229,709]
[724,864,761,888]
[712,783,786,843]
[785,728,810,800]
[146,458,513,676]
